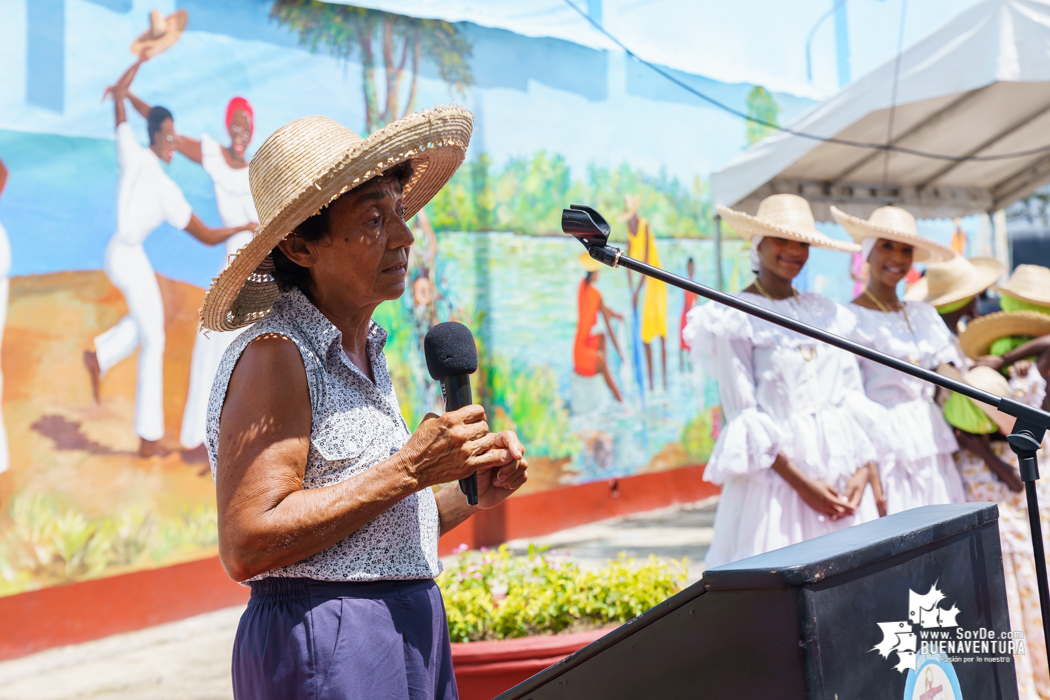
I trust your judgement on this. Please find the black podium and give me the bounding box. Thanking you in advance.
[498,503,1019,699]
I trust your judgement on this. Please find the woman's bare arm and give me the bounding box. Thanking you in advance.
[217,336,524,581]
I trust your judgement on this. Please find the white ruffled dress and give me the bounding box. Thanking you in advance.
[846,302,965,513]
[684,292,883,569]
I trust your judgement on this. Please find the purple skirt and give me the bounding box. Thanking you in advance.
[232,577,458,700]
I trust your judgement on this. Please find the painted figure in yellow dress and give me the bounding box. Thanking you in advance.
[619,195,667,391]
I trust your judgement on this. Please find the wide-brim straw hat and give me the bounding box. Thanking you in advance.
[830,205,953,264]
[993,264,1050,307]
[936,363,1015,434]
[130,9,188,60]
[616,194,641,222]
[903,256,1004,307]
[957,310,1050,359]
[958,365,1016,435]
[716,194,860,253]
[200,106,473,332]
[579,252,603,272]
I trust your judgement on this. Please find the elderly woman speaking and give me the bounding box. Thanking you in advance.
[199,108,527,700]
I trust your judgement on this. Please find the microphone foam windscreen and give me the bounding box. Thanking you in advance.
[424,322,479,380]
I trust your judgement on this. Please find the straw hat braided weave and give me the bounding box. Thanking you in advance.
[200,106,473,332]
[903,256,1003,307]
[993,264,1050,307]
[830,205,953,263]
[958,311,1050,359]
[716,194,860,253]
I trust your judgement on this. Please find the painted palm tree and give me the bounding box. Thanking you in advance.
[272,0,473,133]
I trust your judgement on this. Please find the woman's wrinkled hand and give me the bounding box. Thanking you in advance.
[397,406,525,492]
[476,430,528,509]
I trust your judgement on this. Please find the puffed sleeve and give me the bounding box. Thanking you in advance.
[685,303,783,485]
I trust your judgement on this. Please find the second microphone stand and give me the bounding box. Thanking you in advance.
[562,204,1050,672]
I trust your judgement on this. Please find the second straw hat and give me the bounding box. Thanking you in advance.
[830,205,953,263]
[716,194,860,253]
[993,264,1050,307]
[903,255,1004,307]
[958,310,1050,359]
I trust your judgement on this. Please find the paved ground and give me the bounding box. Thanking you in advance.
[0,498,717,700]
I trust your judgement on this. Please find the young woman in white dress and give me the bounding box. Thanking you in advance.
[126,93,259,460]
[831,206,963,514]
[684,194,884,568]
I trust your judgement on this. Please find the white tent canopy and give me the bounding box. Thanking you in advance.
[711,0,1050,221]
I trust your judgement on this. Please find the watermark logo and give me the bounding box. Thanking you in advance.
[874,583,960,672]
[872,581,1024,677]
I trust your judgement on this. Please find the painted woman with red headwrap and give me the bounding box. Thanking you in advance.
[125,92,259,461]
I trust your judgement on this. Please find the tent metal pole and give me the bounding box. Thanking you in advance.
[713,214,723,292]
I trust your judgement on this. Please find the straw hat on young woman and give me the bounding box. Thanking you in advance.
[201,107,472,331]
[958,311,1050,360]
[993,264,1050,310]
[904,255,1004,308]
[717,194,860,254]
[830,205,954,263]
[206,107,530,700]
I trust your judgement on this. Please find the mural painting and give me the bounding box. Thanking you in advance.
[0,0,815,597]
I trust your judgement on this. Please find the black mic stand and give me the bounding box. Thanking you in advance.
[563,204,1050,672]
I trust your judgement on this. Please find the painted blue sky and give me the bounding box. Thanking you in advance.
[0,0,982,287]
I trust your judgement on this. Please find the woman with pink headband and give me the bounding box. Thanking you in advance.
[125,93,259,462]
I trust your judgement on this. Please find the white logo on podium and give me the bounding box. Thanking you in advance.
[873,583,960,672]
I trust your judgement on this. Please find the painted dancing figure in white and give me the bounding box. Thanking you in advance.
[85,58,257,458]
[125,91,259,461]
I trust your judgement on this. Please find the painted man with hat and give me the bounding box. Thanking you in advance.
[683,194,885,568]
[201,108,528,699]
[86,50,257,458]
[832,205,965,515]
[123,81,261,462]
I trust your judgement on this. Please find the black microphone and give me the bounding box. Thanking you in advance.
[423,322,480,506]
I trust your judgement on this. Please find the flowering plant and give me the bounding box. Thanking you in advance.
[437,543,687,643]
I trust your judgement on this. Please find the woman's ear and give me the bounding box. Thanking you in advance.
[277,235,316,269]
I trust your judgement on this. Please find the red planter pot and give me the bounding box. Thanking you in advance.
[451,628,612,700]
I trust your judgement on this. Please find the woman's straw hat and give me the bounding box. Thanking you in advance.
[829,205,953,263]
[993,264,1050,307]
[200,106,473,332]
[579,252,603,273]
[716,194,860,253]
[616,194,642,222]
[130,9,188,59]
[962,366,1016,435]
[958,311,1050,359]
[903,256,1004,307]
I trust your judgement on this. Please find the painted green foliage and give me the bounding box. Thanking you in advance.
[0,493,219,596]
[745,85,780,147]
[681,406,720,463]
[428,152,712,238]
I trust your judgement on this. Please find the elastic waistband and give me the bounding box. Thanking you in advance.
[248,576,435,603]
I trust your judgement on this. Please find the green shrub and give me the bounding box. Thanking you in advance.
[437,543,686,643]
